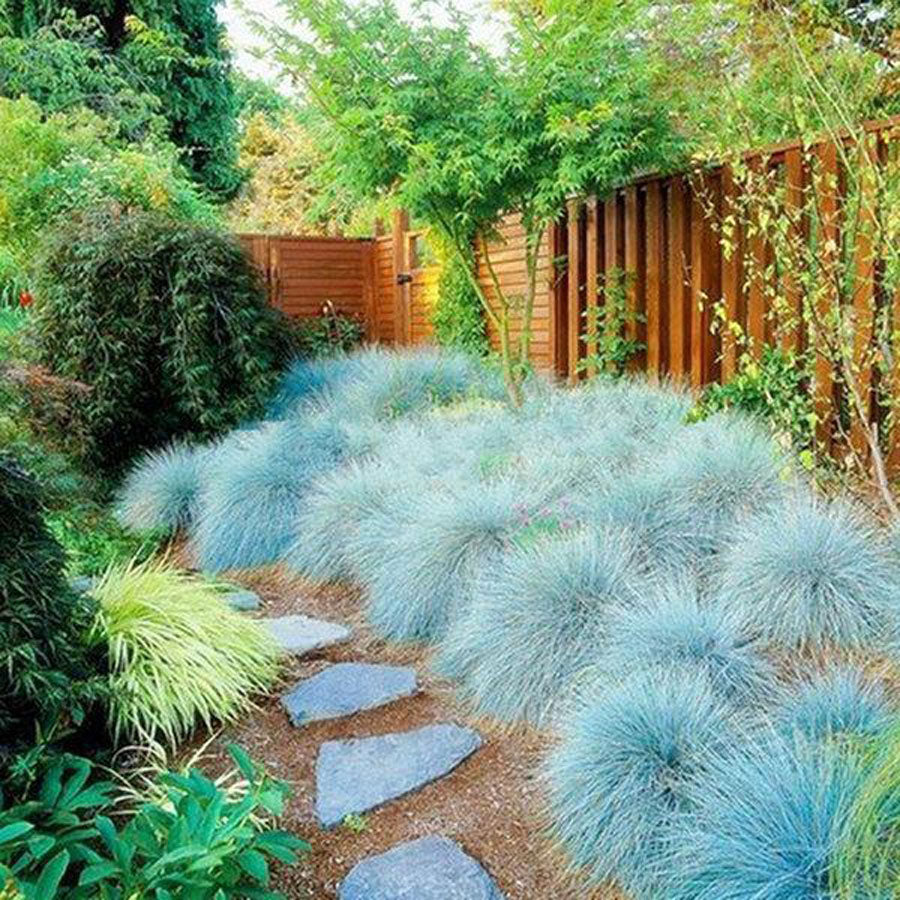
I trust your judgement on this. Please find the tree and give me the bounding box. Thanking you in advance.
[264,0,681,403]
[0,2,243,198]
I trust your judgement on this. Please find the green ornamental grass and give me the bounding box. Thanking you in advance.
[92,558,282,749]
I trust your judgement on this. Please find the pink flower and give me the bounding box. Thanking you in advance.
[19,291,33,308]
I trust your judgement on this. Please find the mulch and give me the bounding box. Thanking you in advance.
[183,565,620,900]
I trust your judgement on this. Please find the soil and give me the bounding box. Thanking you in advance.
[186,565,621,900]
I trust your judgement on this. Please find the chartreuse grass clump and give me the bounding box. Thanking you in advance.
[546,667,739,897]
[92,557,281,748]
[192,419,347,572]
[115,441,209,533]
[717,494,900,653]
[599,577,773,702]
[436,527,642,726]
[772,666,894,742]
[833,718,900,898]
[670,735,863,900]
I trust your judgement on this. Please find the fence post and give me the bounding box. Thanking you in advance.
[720,165,743,382]
[584,197,600,378]
[391,209,410,346]
[668,178,691,379]
[566,198,583,384]
[645,180,667,378]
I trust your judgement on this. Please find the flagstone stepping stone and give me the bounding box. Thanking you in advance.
[223,589,261,612]
[265,614,351,656]
[281,663,417,727]
[316,723,482,828]
[69,575,97,594]
[338,836,505,900]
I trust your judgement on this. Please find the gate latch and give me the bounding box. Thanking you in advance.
[396,273,413,285]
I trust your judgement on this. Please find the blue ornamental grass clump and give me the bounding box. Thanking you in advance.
[546,667,740,897]
[115,441,210,533]
[286,459,402,582]
[772,666,893,742]
[668,735,863,900]
[436,527,642,726]
[360,477,527,643]
[265,355,356,418]
[599,578,774,702]
[716,494,900,653]
[191,419,348,573]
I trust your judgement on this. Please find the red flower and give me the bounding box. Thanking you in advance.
[19,291,33,308]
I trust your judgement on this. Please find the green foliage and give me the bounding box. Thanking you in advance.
[0,747,307,899]
[92,558,281,749]
[32,208,287,471]
[695,346,816,458]
[289,310,366,358]
[1,5,244,198]
[268,0,683,402]
[0,455,106,769]
[577,268,644,377]
[432,248,489,356]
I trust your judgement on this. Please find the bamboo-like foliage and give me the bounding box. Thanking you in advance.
[92,558,281,748]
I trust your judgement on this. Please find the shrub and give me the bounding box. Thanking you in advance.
[191,419,347,573]
[0,746,307,898]
[361,478,525,643]
[115,441,209,533]
[599,578,774,701]
[716,495,900,653]
[546,667,739,896]
[91,558,281,748]
[670,736,862,900]
[31,208,288,471]
[833,720,900,898]
[436,528,642,726]
[772,666,893,742]
[0,455,105,761]
[289,310,366,358]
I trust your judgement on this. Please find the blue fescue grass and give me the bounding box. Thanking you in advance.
[265,355,358,418]
[286,459,401,582]
[668,734,863,900]
[361,477,527,643]
[115,441,209,533]
[191,419,347,573]
[435,527,644,726]
[716,494,900,653]
[599,577,774,702]
[772,666,893,742]
[648,415,789,556]
[546,667,740,897]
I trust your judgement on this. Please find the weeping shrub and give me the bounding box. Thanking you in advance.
[191,419,347,573]
[670,736,862,900]
[599,578,773,701]
[436,527,642,726]
[91,557,281,748]
[115,441,210,533]
[772,666,893,742]
[31,208,291,472]
[546,667,739,896]
[716,495,900,653]
[0,454,105,759]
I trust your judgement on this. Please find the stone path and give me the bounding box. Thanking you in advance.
[256,610,504,899]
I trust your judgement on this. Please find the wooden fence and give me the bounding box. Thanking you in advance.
[238,114,900,466]
[557,115,900,465]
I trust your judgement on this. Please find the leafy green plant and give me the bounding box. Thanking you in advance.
[91,558,281,749]
[82,745,307,899]
[32,208,289,472]
[0,455,106,773]
[289,307,365,358]
[694,346,816,460]
[577,268,645,377]
[0,747,308,899]
[432,245,489,357]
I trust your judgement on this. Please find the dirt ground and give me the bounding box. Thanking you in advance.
[187,565,619,900]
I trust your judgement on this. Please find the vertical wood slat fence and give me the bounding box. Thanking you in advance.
[557,115,900,467]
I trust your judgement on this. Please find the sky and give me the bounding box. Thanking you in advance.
[218,0,508,85]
